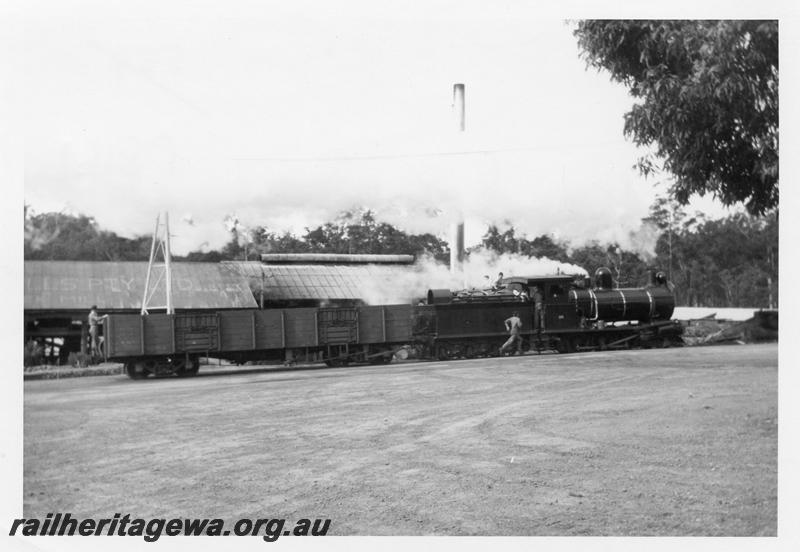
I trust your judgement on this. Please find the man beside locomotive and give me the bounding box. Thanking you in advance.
[532,286,544,334]
[499,311,523,356]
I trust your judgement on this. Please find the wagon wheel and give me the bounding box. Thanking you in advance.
[368,352,391,365]
[126,360,150,380]
[171,357,187,373]
[176,357,200,377]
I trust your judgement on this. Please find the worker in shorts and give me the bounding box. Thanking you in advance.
[500,311,523,355]
[88,305,107,356]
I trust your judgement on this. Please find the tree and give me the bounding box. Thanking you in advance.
[641,194,701,282]
[569,243,609,275]
[480,225,520,255]
[525,235,570,262]
[24,211,151,261]
[569,242,649,287]
[236,210,450,262]
[649,210,778,307]
[479,225,569,262]
[574,20,778,215]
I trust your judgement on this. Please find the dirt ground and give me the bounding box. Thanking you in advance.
[23,343,777,536]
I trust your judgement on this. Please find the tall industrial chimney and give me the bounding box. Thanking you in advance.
[450,83,466,274]
[453,83,465,132]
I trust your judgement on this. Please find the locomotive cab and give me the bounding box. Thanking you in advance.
[501,275,581,331]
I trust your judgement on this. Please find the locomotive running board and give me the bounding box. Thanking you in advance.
[604,320,681,349]
[604,333,641,349]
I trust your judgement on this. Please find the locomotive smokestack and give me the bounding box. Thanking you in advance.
[450,84,466,275]
[449,221,465,273]
[453,83,465,132]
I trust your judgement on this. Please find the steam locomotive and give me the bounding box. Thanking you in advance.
[415,267,681,359]
[103,267,683,379]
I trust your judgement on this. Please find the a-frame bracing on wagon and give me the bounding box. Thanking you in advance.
[141,212,174,315]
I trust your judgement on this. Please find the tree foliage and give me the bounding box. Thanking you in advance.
[24,209,151,261]
[478,225,569,262]
[653,210,777,307]
[574,20,778,214]
[246,210,450,262]
[569,243,650,288]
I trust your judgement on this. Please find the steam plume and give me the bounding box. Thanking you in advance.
[359,249,588,305]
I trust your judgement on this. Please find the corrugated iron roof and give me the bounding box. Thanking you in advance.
[222,261,414,301]
[25,261,257,310]
[260,253,415,264]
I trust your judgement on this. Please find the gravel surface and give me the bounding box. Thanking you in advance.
[23,343,777,535]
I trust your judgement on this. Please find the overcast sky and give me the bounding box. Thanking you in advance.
[20,1,785,255]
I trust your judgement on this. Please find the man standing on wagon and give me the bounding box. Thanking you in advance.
[88,305,107,356]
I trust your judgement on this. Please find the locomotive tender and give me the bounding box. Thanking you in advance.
[104,267,683,379]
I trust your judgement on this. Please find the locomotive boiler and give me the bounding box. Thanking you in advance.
[569,267,675,324]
